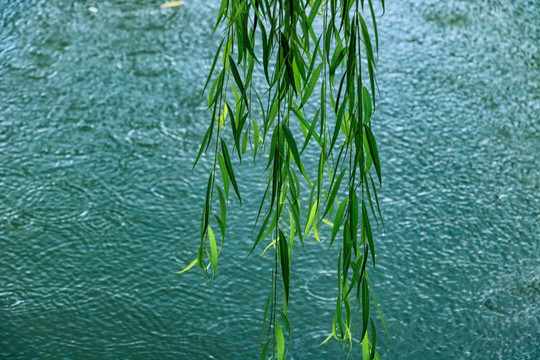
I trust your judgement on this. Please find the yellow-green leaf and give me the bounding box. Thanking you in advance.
[276,321,284,360]
[175,258,197,274]
[208,226,218,277]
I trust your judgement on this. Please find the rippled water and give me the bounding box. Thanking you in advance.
[1,1,538,359]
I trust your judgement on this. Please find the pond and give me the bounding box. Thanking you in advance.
[1,0,538,359]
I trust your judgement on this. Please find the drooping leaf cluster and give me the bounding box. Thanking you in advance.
[182,0,387,358]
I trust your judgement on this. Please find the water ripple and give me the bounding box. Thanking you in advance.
[17,180,91,223]
[1,0,538,359]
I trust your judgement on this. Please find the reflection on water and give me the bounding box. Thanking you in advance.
[1,0,538,359]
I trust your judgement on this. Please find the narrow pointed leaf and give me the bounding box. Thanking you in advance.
[362,201,375,265]
[228,55,249,108]
[330,198,348,247]
[300,63,323,107]
[217,152,230,200]
[276,321,285,360]
[365,125,381,185]
[282,123,303,174]
[208,226,218,277]
[323,168,346,219]
[220,140,242,203]
[279,229,290,304]
[175,258,197,274]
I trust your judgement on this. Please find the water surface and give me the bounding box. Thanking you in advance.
[1,0,538,359]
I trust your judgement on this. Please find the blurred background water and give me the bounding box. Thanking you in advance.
[1,0,538,359]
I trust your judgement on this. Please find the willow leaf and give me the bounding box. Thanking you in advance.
[203,38,225,94]
[361,277,369,340]
[252,119,260,160]
[261,338,271,360]
[228,55,248,108]
[282,123,303,175]
[365,125,381,185]
[307,0,323,27]
[217,152,230,200]
[367,0,379,53]
[217,186,227,227]
[370,319,377,360]
[359,15,375,66]
[220,140,242,203]
[330,198,348,247]
[276,321,285,360]
[279,229,290,304]
[208,226,218,278]
[362,201,375,265]
[300,63,323,107]
[323,168,346,219]
[304,199,318,239]
[192,125,212,170]
[175,258,197,274]
[247,210,273,258]
[278,308,290,333]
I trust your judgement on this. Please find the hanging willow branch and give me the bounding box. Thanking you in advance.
[181,0,386,358]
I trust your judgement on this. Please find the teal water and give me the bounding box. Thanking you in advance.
[1,1,539,359]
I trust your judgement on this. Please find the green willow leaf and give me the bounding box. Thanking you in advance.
[299,107,321,154]
[362,87,372,123]
[307,0,323,27]
[175,258,197,274]
[217,186,227,226]
[362,201,375,265]
[252,118,260,160]
[361,277,369,340]
[214,214,226,244]
[214,0,229,31]
[365,125,381,185]
[300,63,322,107]
[279,229,290,304]
[369,173,384,228]
[304,199,318,239]
[203,38,225,94]
[281,122,304,175]
[330,198,348,247]
[351,191,359,251]
[217,152,230,200]
[367,0,379,53]
[266,124,279,170]
[276,321,285,360]
[202,173,212,239]
[330,44,347,85]
[359,15,375,66]
[192,125,212,170]
[370,318,377,360]
[208,72,220,107]
[262,212,278,240]
[242,128,249,154]
[280,33,297,94]
[292,58,303,91]
[220,139,242,203]
[228,55,249,108]
[278,308,290,333]
[288,209,295,252]
[247,210,273,258]
[196,243,205,270]
[362,332,370,360]
[208,225,218,278]
[323,168,346,219]
[225,101,241,157]
[261,338,271,360]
